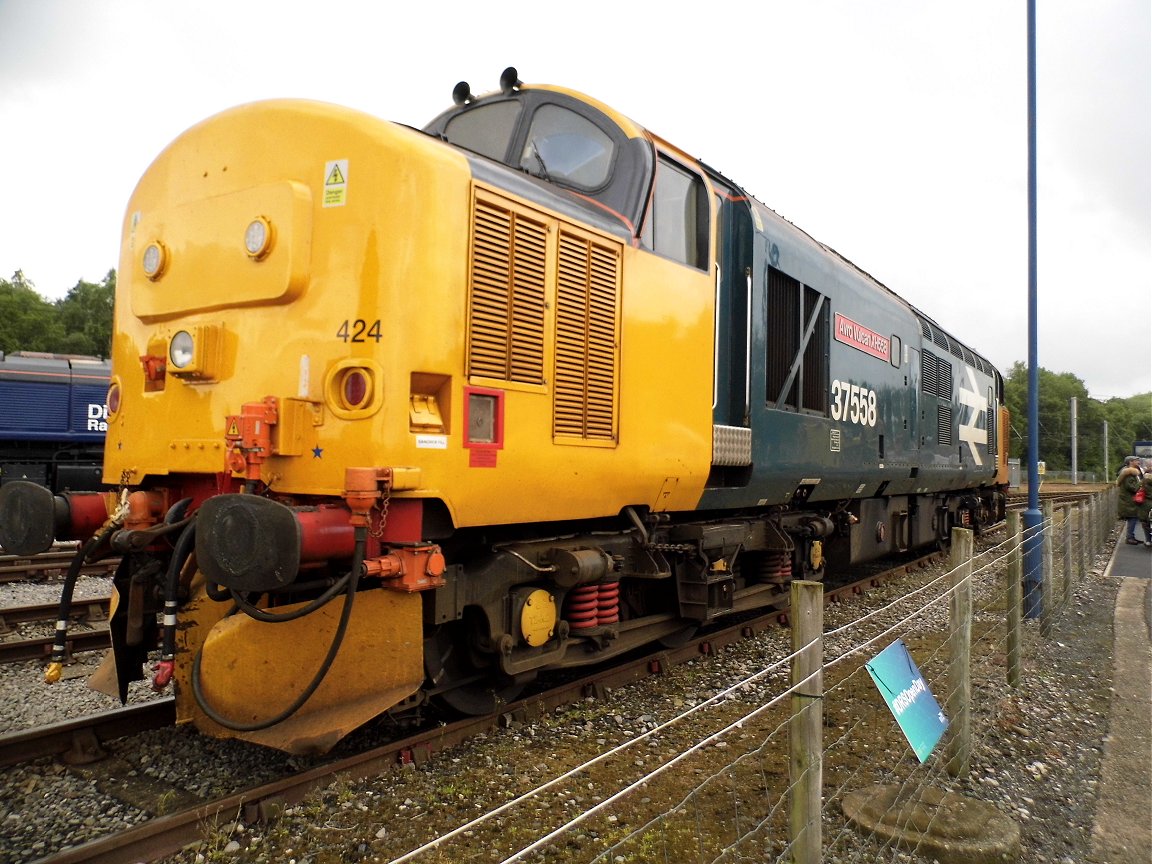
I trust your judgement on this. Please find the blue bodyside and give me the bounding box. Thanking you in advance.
[0,355,110,442]
[699,192,1001,512]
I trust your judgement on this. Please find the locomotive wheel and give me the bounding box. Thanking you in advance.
[424,621,523,716]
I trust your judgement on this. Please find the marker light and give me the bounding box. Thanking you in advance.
[142,242,168,280]
[169,331,195,369]
[244,217,274,259]
[341,368,370,410]
[106,382,122,417]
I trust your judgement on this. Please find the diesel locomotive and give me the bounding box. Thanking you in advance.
[0,69,1008,754]
[0,352,109,492]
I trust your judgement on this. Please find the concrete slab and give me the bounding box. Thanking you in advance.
[842,783,1019,863]
[1090,575,1152,863]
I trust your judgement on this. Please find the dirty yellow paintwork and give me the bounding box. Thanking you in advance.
[105,98,716,526]
[174,577,423,753]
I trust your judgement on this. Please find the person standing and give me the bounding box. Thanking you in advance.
[1138,469,1152,548]
[1116,456,1144,544]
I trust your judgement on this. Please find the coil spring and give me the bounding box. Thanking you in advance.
[565,581,621,629]
[597,581,619,625]
[565,584,599,630]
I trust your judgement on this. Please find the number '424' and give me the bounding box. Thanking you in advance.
[336,319,382,343]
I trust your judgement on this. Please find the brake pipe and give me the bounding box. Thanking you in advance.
[43,526,117,684]
[152,520,196,691]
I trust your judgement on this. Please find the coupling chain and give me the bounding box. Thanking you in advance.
[369,486,391,539]
[646,542,695,555]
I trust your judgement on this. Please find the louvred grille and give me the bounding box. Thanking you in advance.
[554,232,619,441]
[467,191,621,445]
[467,198,547,383]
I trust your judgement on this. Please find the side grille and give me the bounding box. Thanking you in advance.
[467,198,547,384]
[922,351,938,396]
[936,357,953,400]
[938,404,954,445]
[554,232,619,441]
[467,190,621,445]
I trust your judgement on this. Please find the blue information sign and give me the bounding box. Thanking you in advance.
[865,639,949,762]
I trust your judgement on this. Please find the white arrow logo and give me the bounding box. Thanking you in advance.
[957,367,988,466]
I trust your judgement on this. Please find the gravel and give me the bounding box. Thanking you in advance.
[0,525,1125,864]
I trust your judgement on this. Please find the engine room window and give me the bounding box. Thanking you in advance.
[765,267,828,414]
[640,156,709,270]
[444,101,523,162]
[518,104,615,189]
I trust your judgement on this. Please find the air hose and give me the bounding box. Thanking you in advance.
[151,520,196,690]
[190,525,366,731]
[43,526,117,684]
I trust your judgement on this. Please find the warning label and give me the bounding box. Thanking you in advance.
[323,159,348,208]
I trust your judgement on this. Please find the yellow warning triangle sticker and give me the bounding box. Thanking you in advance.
[326,164,346,186]
[227,419,240,436]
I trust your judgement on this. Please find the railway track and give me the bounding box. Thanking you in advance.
[0,598,113,664]
[6,547,948,864]
[0,545,120,584]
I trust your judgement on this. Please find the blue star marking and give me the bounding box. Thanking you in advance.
[312,446,323,459]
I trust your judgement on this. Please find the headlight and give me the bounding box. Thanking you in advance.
[142,242,168,280]
[244,217,274,259]
[169,331,195,369]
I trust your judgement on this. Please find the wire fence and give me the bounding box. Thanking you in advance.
[386,487,1120,864]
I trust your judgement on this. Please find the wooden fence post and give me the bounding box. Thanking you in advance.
[790,580,824,864]
[1062,505,1073,608]
[947,527,973,778]
[1077,501,1088,585]
[1006,510,1022,690]
[1040,501,1053,638]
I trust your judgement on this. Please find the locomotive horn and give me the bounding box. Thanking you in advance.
[500,66,521,95]
[452,81,473,106]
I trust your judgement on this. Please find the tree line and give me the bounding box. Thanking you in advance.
[3,269,1150,475]
[0,270,114,359]
[1003,362,1151,480]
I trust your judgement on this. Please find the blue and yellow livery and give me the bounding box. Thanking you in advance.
[0,68,1007,753]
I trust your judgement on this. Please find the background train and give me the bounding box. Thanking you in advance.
[0,352,108,493]
[0,69,1008,754]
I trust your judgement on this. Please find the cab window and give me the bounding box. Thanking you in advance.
[443,101,522,162]
[641,156,709,270]
[519,104,615,189]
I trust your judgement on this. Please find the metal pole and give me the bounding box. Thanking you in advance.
[1023,0,1043,619]
[1070,397,1078,484]
[1103,420,1109,480]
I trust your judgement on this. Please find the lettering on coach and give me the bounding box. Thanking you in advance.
[834,313,890,362]
[87,403,108,432]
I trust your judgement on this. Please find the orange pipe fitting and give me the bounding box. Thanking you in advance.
[363,545,446,592]
[124,490,166,531]
[343,467,380,526]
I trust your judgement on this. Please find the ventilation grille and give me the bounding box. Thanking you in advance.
[938,405,953,445]
[917,315,994,377]
[987,389,996,456]
[936,357,953,400]
[467,198,547,383]
[922,350,954,401]
[554,232,619,440]
[922,351,938,396]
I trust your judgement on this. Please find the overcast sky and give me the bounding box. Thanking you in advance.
[1,0,1148,400]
